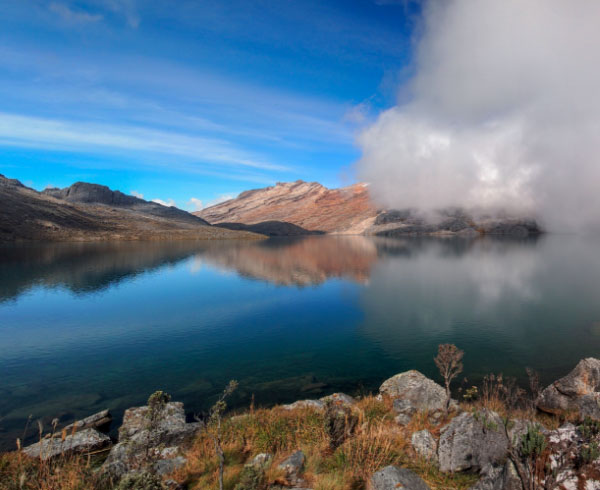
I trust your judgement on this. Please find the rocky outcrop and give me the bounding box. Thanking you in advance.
[0,174,260,242]
[411,429,437,461]
[282,392,356,411]
[102,400,200,479]
[63,409,112,433]
[197,180,377,235]
[43,182,209,225]
[277,450,306,487]
[197,180,542,237]
[437,410,509,474]
[536,358,600,419]
[23,428,111,460]
[379,370,453,415]
[370,465,431,490]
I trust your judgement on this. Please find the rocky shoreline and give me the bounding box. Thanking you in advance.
[11,358,600,489]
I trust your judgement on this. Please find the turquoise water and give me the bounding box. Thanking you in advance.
[1,235,600,449]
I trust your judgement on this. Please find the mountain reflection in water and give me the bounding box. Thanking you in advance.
[2,234,600,451]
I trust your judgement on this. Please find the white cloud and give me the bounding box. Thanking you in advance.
[0,112,287,172]
[187,194,233,212]
[130,190,144,199]
[151,198,176,207]
[188,197,203,211]
[49,3,103,23]
[358,0,600,231]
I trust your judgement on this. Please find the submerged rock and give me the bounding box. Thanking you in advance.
[537,358,600,420]
[23,428,111,460]
[370,465,431,490]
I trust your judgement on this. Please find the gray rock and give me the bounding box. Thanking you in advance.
[278,450,305,485]
[380,370,455,414]
[469,460,522,490]
[370,465,431,490]
[394,413,412,426]
[320,392,356,407]
[411,429,438,461]
[438,410,509,474]
[537,358,600,420]
[23,428,111,460]
[154,456,186,475]
[281,399,325,411]
[63,409,112,433]
[102,401,200,479]
[248,452,273,469]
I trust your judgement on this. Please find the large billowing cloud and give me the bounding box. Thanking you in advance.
[358,0,600,230]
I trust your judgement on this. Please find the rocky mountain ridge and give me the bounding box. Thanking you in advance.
[0,174,258,242]
[197,180,543,237]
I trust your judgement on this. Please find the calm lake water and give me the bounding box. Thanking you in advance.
[1,234,600,449]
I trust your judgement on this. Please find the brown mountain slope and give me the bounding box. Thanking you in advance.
[0,175,260,242]
[197,180,378,234]
[197,180,543,236]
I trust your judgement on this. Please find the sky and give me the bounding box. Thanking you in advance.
[0,0,419,211]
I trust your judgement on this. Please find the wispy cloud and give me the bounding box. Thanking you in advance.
[151,197,175,207]
[130,190,144,199]
[100,0,140,28]
[187,197,203,211]
[0,112,288,172]
[49,2,103,24]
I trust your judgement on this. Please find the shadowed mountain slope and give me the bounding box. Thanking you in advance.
[0,175,260,242]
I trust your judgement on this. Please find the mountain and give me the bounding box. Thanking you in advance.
[43,182,208,225]
[0,175,259,242]
[196,180,543,236]
[197,180,378,234]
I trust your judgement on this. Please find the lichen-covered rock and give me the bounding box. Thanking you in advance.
[438,410,509,474]
[411,430,437,461]
[102,401,200,479]
[537,358,600,420]
[370,465,431,490]
[469,460,522,490]
[320,392,356,408]
[281,399,325,411]
[63,409,112,433]
[380,370,454,414]
[278,450,306,486]
[23,428,111,460]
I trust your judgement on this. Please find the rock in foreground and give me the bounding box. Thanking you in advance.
[536,358,600,420]
[23,428,111,461]
[370,465,431,490]
[379,370,452,415]
[102,400,200,479]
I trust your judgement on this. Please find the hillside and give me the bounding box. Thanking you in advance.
[196,180,542,236]
[0,175,260,242]
[197,180,378,234]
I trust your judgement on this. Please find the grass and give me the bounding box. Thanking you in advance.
[1,389,566,490]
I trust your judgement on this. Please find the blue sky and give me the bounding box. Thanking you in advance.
[0,0,419,210]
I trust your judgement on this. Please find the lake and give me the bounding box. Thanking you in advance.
[1,234,600,450]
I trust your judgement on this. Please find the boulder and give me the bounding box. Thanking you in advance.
[370,465,431,490]
[469,460,522,490]
[537,358,600,420]
[234,453,273,490]
[277,450,305,486]
[380,370,455,414]
[23,428,111,460]
[281,400,325,411]
[438,410,509,474]
[411,429,438,461]
[320,392,356,408]
[102,401,200,479]
[63,409,112,433]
